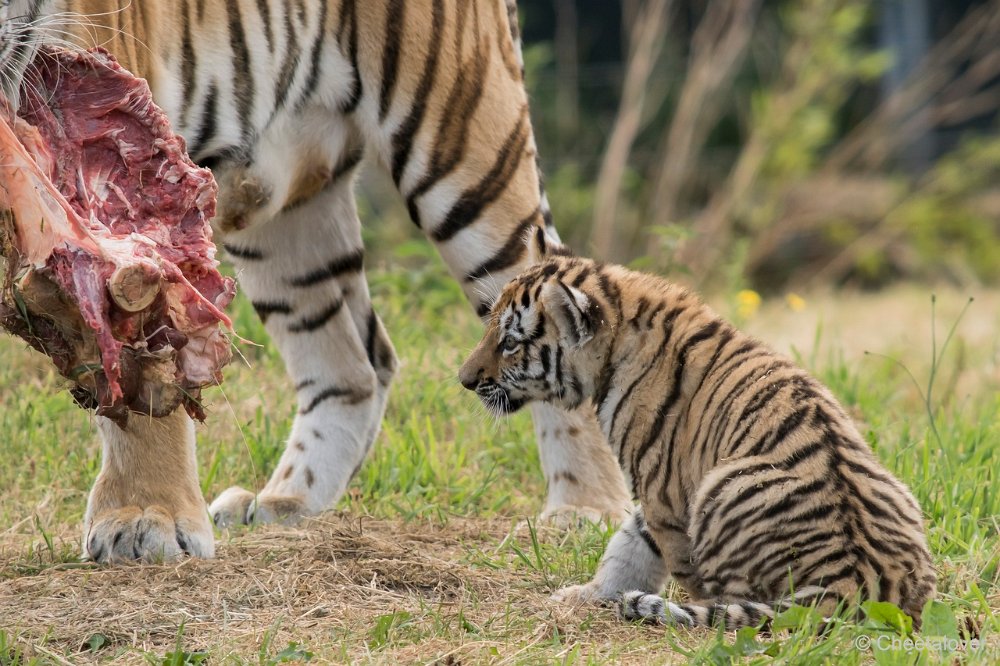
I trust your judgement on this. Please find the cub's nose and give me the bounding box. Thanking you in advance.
[458,364,482,391]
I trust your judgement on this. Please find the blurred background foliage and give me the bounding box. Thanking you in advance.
[361,0,1000,293]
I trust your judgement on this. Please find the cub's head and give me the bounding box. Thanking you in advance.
[459,255,615,415]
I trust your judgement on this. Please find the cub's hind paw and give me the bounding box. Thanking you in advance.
[84,505,214,563]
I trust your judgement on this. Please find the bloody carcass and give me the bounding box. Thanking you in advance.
[0,47,235,423]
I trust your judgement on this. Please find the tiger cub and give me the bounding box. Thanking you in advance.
[459,251,935,628]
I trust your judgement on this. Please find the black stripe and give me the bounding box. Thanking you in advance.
[783,500,838,526]
[338,0,362,113]
[222,242,264,260]
[695,478,833,565]
[768,540,838,576]
[255,0,274,50]
[300,384,373,414]
[748,404,813,457]
[226,0,255,142]
[190,82,219,157]
[180,0,197,121]
[272,3,301,113]
[701,358,788,458]
[635,320,721,492]
[634,520,663,558]
[296,0,328,108]
[287,249,364,287]
[697,438,830,531]
[379,0,405,122]
[688,350,768,459]
[252,300,292,323]
[632,298,650,328]
[605,306,684,441]
[295,378,316,391]
[365,309,378,367]
[289,299,344,332]
[651,320,723,476]
[331,146,364,182]
[390,0,446,188]
[710,474,793,524]
[406,4,490,208]
[712,526,821,577]
[464,209,541,282]
[757,477,830,522]
[431,109,530,243]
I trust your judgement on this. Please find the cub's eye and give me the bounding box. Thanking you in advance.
[501,336,520,354]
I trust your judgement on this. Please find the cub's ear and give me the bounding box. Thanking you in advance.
[540,280,596,348]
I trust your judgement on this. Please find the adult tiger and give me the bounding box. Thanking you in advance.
[0,0,631,562]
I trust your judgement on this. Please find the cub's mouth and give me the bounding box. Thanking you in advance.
[474,381,528,415]
[0,46,234,424]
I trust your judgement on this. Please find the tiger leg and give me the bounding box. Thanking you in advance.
[613,462,853,627]
[432,242,630,524]
[84,409,214,562]
[532,402,632,525]
[208,124,395,527]
[552,507,669,606]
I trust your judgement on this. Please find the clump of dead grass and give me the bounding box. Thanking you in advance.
[1,516,517,660]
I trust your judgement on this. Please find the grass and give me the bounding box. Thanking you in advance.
[0,255,998,664]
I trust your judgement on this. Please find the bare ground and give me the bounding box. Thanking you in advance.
[0,516,681,664]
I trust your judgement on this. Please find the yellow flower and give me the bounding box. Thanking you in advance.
[785,292,807,312]
[736,289,761,319]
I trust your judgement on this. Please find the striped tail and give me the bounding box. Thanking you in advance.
[619,586,830,630]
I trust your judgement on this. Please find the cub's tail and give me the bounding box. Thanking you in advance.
[619,586,830,630]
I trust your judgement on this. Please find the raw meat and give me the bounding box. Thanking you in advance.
[0,46,235,423]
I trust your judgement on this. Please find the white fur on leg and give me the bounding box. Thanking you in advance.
[208,114,396,527]
[532,401,632,525]
[85,410,214,562]
[552,508,669,606]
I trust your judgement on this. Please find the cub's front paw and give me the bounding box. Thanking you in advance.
[84,505,213,563]
[209,486,308,528]
[539,505,613,529]
[551,583,617,607]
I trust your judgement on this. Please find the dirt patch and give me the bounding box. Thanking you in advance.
[0,515,587,663]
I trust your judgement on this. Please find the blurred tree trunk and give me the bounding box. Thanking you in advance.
[648,0,761,244]
[622,0,640,61]
[591,0,672,260]
[553,0,579,144]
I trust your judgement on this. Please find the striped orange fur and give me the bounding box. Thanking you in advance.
[460,253,936,629]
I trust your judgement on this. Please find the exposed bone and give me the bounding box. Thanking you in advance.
[108,263,161,312]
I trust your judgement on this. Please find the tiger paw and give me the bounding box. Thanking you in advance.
[551,582,617,607]
[83,505,214,563]
[539,504,616,529]
[209,486,309,527]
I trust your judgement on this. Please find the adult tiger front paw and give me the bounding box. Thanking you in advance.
[84,505,213,563]
[85,410,215,563]
[209,487,309,527]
